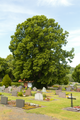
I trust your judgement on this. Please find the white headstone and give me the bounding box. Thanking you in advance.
[28,82,32,88]
[35,93,43,100]
[0,87,2,92]
[8,86,12,92]
[42,87,46,92]
[2,85,5,91]
[33,87,37,91]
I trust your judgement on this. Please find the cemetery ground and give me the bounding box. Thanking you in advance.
[0,91,80,120]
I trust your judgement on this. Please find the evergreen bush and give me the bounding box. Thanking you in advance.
[2,74,11,88]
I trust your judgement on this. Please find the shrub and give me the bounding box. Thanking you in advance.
[0,93,2,95]
[62,88,66,91]
[32,92,36,96]
[11,82,21,86]
[2,74,11,88]
[25,87,27,90]
[66,92,69,95]
[0,82,2,86]
[43,94,47,98]
[17,92,23,96]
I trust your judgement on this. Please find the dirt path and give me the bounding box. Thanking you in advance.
[0,104,59,120]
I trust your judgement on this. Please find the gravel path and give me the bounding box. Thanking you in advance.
[0,104,59,120]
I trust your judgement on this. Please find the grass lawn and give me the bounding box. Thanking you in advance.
[0,90,80,120]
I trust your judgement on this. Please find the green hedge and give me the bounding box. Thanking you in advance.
[11,82,22,86]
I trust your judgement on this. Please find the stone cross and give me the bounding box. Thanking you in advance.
[67,93,76,107]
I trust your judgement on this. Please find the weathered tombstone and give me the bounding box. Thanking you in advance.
[67,93,76,107]
[42,87,46,92]
[4,88,9,93]
[2,85,5,91]
[35,93,43,100]
[8,86,12,92]
[76,87,80,92]
[59,92,66,98]
[19,86,22,90]
[66,87,71,91]
[12,91,18,96]
[33,87,37,91]
[25,89,31,96]
[16,99,25,108]
[55,90,62,95]
[1,96,8,104]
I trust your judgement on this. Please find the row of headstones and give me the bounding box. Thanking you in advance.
[0,96,25,108]
[55,90,66,98]
[33,87,47,92]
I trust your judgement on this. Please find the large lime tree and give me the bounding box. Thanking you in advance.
[9,15,74,88]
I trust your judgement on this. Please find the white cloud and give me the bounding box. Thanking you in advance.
[37,0,73,6]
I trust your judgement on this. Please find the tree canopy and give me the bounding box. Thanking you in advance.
[9,15,74,88]
[72,64,80,82]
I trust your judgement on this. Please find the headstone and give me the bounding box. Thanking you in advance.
[76,87,80,92]
[19,86,22,90]
[55,90,62,95]
[33,87,37,91]
[16,99,25,108]
[8,86,12,92]
[1,96,8,104]
[37,91,42,94]
[67,93,76,107]
[35,93,43,100]
[28,82,32,88]
[25,89,31,96]
[66,87,71,91]
[42,87,46,92]
[59,92,66,98]
[2,85,5,91]
[12,91,18,96]
[4,88,9,93]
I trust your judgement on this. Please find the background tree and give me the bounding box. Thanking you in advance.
[9,15,74,88]
[6,54,15,81]
[0,57,8,80]
[72,64,80,82]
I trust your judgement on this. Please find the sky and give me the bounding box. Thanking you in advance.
[0,0,80,68]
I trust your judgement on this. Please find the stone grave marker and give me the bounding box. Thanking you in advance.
[35,93,43,100]
[25,89,31,96]
[33,87,37,91]
[8,86,12,92]
[16,99,25,108]
[66,87,71,91]
[67,93,76,107]
[76,87,80,92]
[55,90,62,95]
[19,86,22,90]
[1,96,8,104]
[2,85,5,91]
[59,92,66,98]
[12,90,18,96]
[4,88,9,93]
[42,87,46,92]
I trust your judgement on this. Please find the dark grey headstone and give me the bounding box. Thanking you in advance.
[66,87,71,91]
[1,96,8,104]
[16,99,25,108]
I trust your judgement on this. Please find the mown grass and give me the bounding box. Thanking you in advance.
[1,90,80,120]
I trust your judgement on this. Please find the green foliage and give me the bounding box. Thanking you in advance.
[31,92,36,96]
[11,82,21,86]
[25,87,27,90]
[66,92,69,95]
[72,64,80,82]
[0,82,2,86]
[17,92,23,96]
[0,92,2,95]
[9,15,74,87]
[43,94,47,98]
[2,74,11,87]
[0,57,8,78]
[62,88,66,91]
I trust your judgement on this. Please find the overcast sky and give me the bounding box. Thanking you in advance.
[0,0,80,67]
